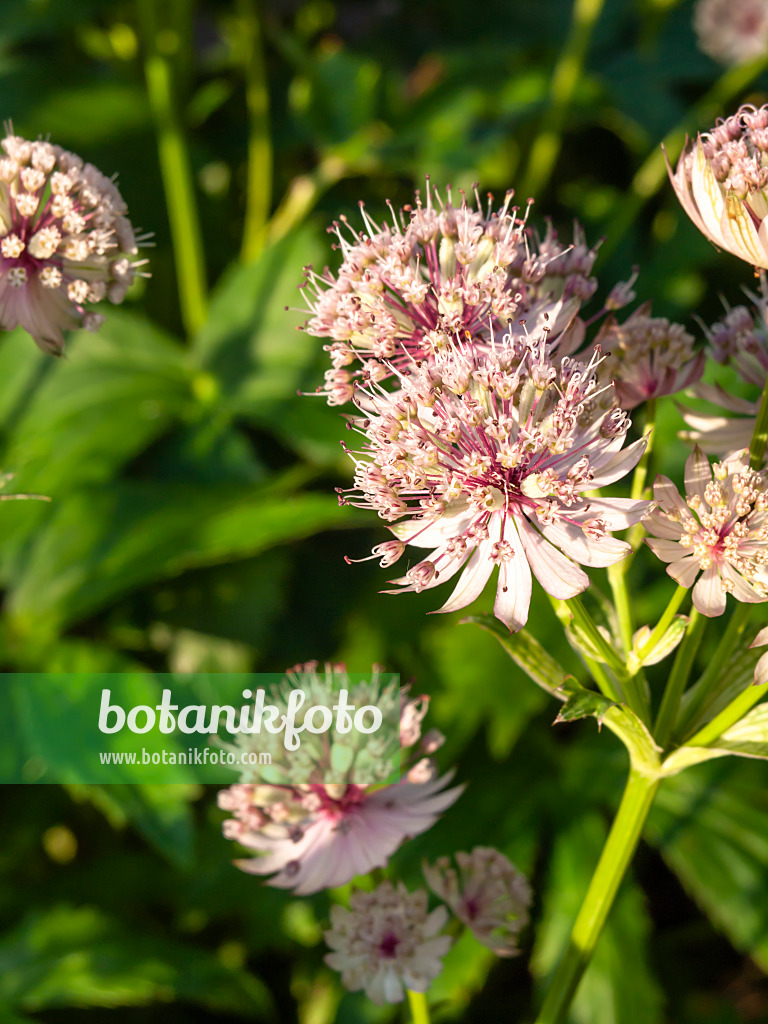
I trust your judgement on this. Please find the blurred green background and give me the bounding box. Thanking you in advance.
[1,0,767,1021]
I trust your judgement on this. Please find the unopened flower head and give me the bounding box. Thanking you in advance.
[668,104,768,270]
[423,847,531,957]
[680,276,768,453]
[301,181,599,404]
[694,0,768,66]
[340,334,651,632]
[324,880,452,1004]
[217,664,462,895]
[0,130,144,353]
[644,448,768,616]
[592,302,704,410]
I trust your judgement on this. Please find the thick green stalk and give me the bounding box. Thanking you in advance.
[653,608,705,749]
[521,0,606,198]
[407,989,431,1024]
[600,52,768,263]
[138,0,208,335]
[238,0,272,263]
[534,768,659,1024]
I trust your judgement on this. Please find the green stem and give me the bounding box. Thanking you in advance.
[749,372,768,469]
[407,989,431,1024]
[674,604,751,742]
[551,597,623,704]
[631,400,655,501]
[607,562,633,652]
[599,52,768,263]
[238,0,272,263]
[634,584,688,664]
[534,768,659,1024]
[138,0,208,336]
[685,678,768,749]
[567,595,627,681]
[521,0,606,197]
[653,608,705,749]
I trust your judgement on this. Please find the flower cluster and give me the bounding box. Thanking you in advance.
[341,333,651,631]
[301,183,601,404]
[591,303,704,410]
[0,130,142,353]
[217,667,461,895]
[424,846,531,956]
[680,278,768,454]
[644,448,768,616]
[668,104,768,270]
[324,881,452,1004]
[694,0,768,66]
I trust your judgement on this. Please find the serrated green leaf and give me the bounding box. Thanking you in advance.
[556,692,661,774]
[662,702,768,775]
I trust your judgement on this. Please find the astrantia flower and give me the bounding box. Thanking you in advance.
[644,448,768,616]
[301,182,600,404]
[324,881,452,1004]
[0,131,143,353]
[423,847,531,956]
[680,282,768,453]
[341,335,651,631]
[694,0,768,66]
[591,302,704,410]
[668,105,768,270]
[217,667,461,895]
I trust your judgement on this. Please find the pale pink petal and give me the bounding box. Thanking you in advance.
[517,516,590,596]
[684,447,711,504]
[588,435,648,488]
[666,555,701,588]
[493,519,532,630]
[645,537,685,563]
[538,517,630,568]
[436,536,495,614]
[692,563,727,616]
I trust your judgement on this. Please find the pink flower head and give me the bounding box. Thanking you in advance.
[694,0,768,66]
[668,104,768,270]
[591,302,704,410]
[644,448,768,616]
[340,335,651,631]
[681,279,768,453]
[324,880,452,1004]
[0,131,144,353]
[217,669,462,895]
[423,847,531,956]
[301,181,599,404]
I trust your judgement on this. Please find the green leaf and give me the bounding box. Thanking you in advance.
[6,481,355,634]
[678,641,763,739]
[193,224,325,419]
[532,813,664,1024]
[647,760,768,973]
[555,692,661,775]
[463,613,576,698]
[0,905,275,1017]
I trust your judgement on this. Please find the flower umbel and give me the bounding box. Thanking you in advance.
[324,880,452,1004]
[694,0,768,66]
[668,104,768,270]
[424,847,531,956]
[0,130,143,353]
[644,447,768,615]
[341,335,650,631]
[301,182,599,404]
[217,664,462,895]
